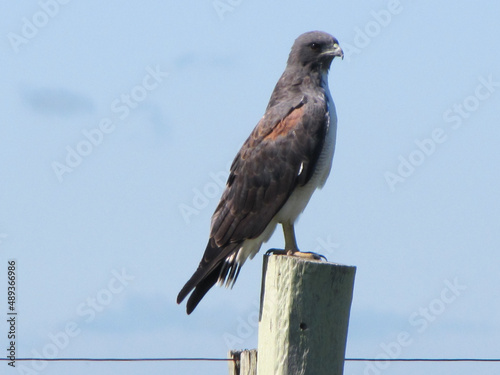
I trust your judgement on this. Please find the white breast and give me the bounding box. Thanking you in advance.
[235,73,337,266]
[275,72,337,224]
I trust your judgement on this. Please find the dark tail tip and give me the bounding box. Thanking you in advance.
[177,284,191,305]
[180,263,222,315]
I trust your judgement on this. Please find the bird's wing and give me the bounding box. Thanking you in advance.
[211,96,327,245]
[177,94,328,313]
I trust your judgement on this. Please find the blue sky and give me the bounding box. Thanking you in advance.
[1,1,500,374]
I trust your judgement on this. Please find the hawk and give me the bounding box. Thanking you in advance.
[177,31,343,314]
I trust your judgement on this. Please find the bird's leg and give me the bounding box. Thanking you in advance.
[283,221,299,253]
[283,222,327,260]
[266,221,298,256]
[266,222,327,261]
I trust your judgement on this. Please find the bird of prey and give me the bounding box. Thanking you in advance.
[177,31,343,314]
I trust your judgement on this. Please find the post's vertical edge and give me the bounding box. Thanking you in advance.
[228,350,240,375]
[258,254,270,322]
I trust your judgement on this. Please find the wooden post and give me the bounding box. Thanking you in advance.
[257,254,356,375]
[228,349,257,375]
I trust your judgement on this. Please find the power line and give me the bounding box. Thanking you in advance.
[0,357,232,362]
[1,357,500,362]
[345,358,500,362]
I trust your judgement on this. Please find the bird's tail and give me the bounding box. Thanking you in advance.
[177,241,240,314]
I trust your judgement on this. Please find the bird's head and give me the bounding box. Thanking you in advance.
[287,31,343,71]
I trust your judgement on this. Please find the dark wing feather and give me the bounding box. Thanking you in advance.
[211,96,328,244]
[177,93,328,313]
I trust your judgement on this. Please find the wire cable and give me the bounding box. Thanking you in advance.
[2,357,500,362]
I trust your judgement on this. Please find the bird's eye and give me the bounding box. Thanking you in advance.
[310,43,321,51]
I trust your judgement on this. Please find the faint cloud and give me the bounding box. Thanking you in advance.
[173,52,198,69]
[87,293,171,332]
[51,64,169,183]
[211,55,237,69]
[173,52,236,70]
[136,102,169,138]
[85,291,232,335]
[349,309,409,340]
[21,86,94,117]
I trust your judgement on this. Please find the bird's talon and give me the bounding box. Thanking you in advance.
[265,249,327,261]
[265,248,287,256]
[290,250,327,261]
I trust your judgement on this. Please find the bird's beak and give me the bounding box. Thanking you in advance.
[332,43,344,60]
[323,43,344,60]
